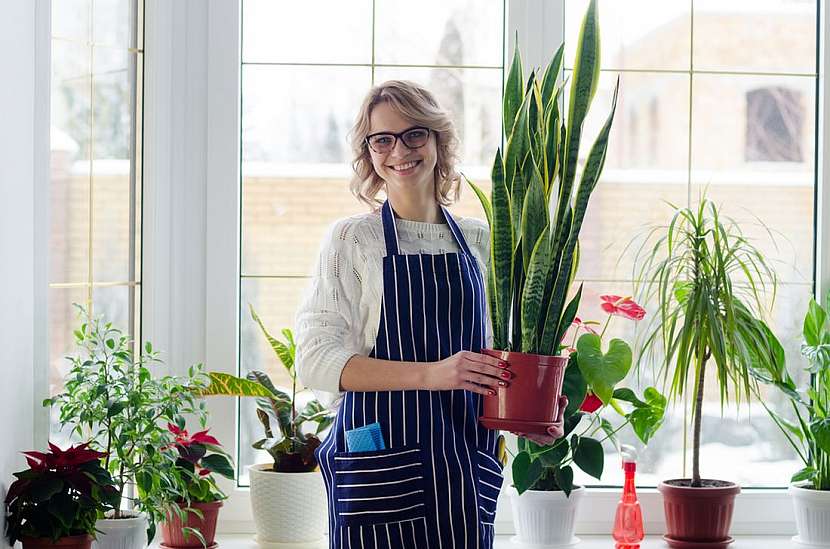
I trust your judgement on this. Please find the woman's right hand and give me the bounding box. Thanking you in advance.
[424,351,511,395]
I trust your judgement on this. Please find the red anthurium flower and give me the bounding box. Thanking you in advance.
[599,295,646,321]
[579,393,603,413]
[572,317,599,335]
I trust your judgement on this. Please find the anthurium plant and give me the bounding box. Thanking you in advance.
[5,443,120,545]
[44,305,214,542]
[467,0,618,356]
[202,306,334,472]
[511,295,666,495]
[752,292,830,490]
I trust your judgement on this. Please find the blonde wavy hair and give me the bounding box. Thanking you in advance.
[349,80,461,208]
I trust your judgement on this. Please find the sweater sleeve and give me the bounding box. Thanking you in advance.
[294,218,366,407]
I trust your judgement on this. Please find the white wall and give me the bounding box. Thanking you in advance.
[0,0,47,545]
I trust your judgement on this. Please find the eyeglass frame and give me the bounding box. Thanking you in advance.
[365,126,432,154]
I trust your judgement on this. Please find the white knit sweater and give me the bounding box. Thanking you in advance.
[294,209,492,410]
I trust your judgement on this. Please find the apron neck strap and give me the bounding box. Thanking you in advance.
[381,200,474,257]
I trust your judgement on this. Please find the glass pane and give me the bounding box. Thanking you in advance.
[51,39,91,284]
[373,67,502,168]
[562,71,690,281]
[570,282,810,488]
[691,74,815,284]
[242,65,371,165]
[242,0,372,64]
[693,0,817,74]
[93,0,139,48]
[565,0,691,71]
[239,277,314,484]
[92,49,139,282]
[242,178,363,277]
[53,0,90,42]
[374,0,503,67]
[92,285,136,336]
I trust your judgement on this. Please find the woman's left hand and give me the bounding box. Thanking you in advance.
[511,395,568,446]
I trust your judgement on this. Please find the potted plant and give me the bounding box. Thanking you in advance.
[5,443,120,549]
[750,292,830,546]
[467,0,619,435]
[45,306,212,548]
[507,294,666,546]
[153,423,234,549]
[632,198,780,547]
[202,306,333,546]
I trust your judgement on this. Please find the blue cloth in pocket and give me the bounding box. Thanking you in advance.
[345,422,386,452]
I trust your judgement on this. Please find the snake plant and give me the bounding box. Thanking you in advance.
[468,0,619,356]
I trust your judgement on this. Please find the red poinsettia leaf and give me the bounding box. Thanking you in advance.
[190,430,221,446]
[167,423,185,436]
[198,468,211,477]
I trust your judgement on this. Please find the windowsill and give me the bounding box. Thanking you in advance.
[205,533,801,548]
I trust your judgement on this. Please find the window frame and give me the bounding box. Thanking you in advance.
[136,0,830,535]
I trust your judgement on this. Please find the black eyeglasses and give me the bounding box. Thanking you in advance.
[365,127,431,154]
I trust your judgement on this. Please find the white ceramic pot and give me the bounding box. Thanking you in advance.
[790,483,830,546]
[248,464,327,548]
[93,513,147,549]
[509,485,585,548]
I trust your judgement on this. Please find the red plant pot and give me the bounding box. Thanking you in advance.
[22,534,93,549]
[659,479,740,548]
[159,500,223,549]
[479,349,568,435]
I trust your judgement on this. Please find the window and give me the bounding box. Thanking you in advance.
[564,0,817,489]
[746,87,805,162]
[49,0,144,441]
[237,0,506,484]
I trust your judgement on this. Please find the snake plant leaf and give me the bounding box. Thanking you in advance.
[521,160,548,269]
[521,228,552,351]
[544,88,562,197]
[540,43,565,108]
[464,173,492,228]
[491,157,513,349]
[201,372,274,397]
[504,39,524,136]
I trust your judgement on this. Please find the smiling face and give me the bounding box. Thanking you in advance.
[368,101,437,200]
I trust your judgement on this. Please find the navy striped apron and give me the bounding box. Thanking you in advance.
[316,200,504,549]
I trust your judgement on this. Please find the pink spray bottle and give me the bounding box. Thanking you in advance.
[613,445,644,549]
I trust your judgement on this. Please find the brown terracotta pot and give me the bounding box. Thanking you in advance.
[22,534,93,549]
[159,500,222,548]
[659,479,740,546]
[479,349,568,435]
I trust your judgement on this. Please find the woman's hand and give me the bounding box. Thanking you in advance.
[424,351,511,396]
[512,395,569,445]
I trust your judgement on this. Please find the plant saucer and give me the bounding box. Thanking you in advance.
[160,544,218,549]
[663,535,734,549]
[509,535,580,548]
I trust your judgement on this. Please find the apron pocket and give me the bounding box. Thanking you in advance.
[476,449,504,524]
[333,446,427,527]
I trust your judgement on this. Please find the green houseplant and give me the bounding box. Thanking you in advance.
[154,423,234,549]
[752,292,830,545]
[467,0,619,435]
[632,198,780,547]
[44,306,214,545]
[200,306,333,545]
[5,443,120,549]
[507,294,666,546]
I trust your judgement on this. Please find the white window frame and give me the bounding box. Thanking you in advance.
[134,0,830,536]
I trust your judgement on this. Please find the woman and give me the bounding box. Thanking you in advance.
[295,80,566,549]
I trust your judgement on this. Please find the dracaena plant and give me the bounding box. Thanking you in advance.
[468,0,619,356]
[202,305,335,472]
[44,305,212,542]
[752,292,830,490]
[511,295,666,495]
[5,443,120,545]
[632,197,779,488]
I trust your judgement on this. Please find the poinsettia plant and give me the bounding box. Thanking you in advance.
[160,423,234,504]
[5,443,120,545]
[511,295,666,495]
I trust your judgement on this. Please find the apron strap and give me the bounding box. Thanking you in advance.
[381,199,475,257]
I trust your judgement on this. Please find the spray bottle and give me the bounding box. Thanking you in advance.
[612,444,644,549]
